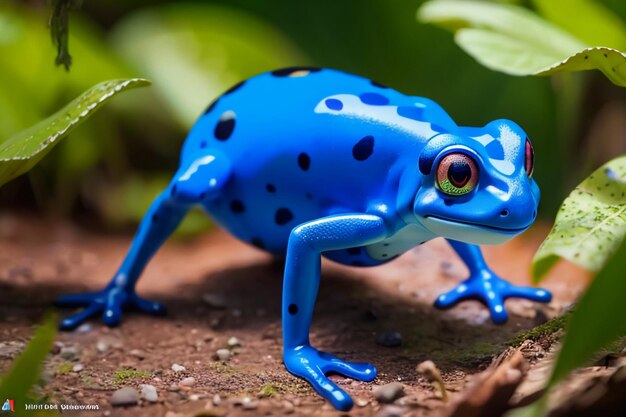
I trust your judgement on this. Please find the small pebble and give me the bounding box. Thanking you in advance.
[96,340,109,353]
[51,341,64,355]
[171,363,186,372]
[180,377,195,387]
[140,384,158,402]
[110,387,139,406]
[216,349,231,361]
[189,394,200,401]
[60,346,79,360]
[227,337,242,348]
[373,382,405,403]
[75,323,93,334]
[356,398,369,407]
[374,405,405,417]
[282,400,294,414]
[129,349,145,360]
[376,332,402,347]
[212,394,222,405]
[72,364,84,372]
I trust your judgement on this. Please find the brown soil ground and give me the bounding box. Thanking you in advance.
[0,213,590,417]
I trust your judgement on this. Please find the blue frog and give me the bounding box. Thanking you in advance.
[57,67,551,411]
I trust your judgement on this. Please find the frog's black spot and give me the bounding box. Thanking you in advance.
[382,253,388,257]
[371,80,389,89]
[383,243,390,247]
[266,183,276,193]
[251,237,265,249]
[352,136,375,161]
[443,199,453,206]
[298,153,311,171]
[171,185,178,195]
[346,247,361,255]
[200,140,207,148]
[325,98,343,111]
[351,261,365,267]
[224,80,245,95]
[203,99,218,115]
[272,66,322,77]
[288,304,298,315]
[230,199,245,214]
[359,92,389,106]
[152,214,158,222]
[215,111,236,141]
[397,106,424,121]
[275,208,294,225]
[200,192,207,200]
[485,140,505,159]
[305,192,313,200]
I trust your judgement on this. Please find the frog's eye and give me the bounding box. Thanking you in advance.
[436,153,479,196]
[524,138,534,178]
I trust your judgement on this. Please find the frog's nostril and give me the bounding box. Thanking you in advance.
[500,209,509,217]
[533,210,537,218]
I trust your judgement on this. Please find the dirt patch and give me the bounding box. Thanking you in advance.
[0,213,590,416]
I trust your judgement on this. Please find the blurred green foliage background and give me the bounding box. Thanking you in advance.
[1,0,625,234]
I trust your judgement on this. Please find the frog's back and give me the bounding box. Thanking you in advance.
[181,68,456,253]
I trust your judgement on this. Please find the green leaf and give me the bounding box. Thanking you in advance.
[417,0,586,66]
[537,47,626,87]
[533,155,626,280]
[110,3,306,127]
[416,1,626,85]
[0,313,59,414]
[0,78,150,187]
[549,238,626,385]
[534,0,626,50]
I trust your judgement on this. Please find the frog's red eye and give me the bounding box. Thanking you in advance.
[436,153,479,196]
[525,138,534,178]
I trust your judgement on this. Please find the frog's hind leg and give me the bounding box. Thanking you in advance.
[56,150,231,329]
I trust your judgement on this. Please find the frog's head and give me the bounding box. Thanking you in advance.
[413,119,539,245]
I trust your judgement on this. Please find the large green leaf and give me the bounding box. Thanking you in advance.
[534,0,626,51]
[533,155,626,280]
[549,239,626,385]
[110,3,306,127]
[0,314,59,416]
[0,78,150,187]
[418,1,626,85]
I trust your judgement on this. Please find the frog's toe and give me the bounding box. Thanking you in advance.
[284,346,357,411]
[320,353,377,382]
[504,286,552,303]
[434,283,471,309]
[129,294,167,315]
[59,302,104,330]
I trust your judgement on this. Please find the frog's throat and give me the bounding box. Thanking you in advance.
[419,215,527,245]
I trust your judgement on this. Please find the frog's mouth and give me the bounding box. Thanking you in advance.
[420,215,529,245]
[424,215,530,233]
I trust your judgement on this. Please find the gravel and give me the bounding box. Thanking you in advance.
[59,346,79,361]
[373,382,405,404]
[376,332,402,347]
[110,387,139,406]
[140,384,159,403]
[72,363,84,372]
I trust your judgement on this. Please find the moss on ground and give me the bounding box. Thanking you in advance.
[113,368,151,384]
[55,362,73,375]
[509,311,572,348]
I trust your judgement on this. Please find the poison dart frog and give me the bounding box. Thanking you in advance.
[57,67,551,411]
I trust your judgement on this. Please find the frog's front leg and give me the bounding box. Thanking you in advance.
[434,240,552,324]
[283,214,388,411]
[56,152,231,330]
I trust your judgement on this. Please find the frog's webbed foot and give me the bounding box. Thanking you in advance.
[56,288,166,330]
[284,345,376,411]
[434,271,551,324]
